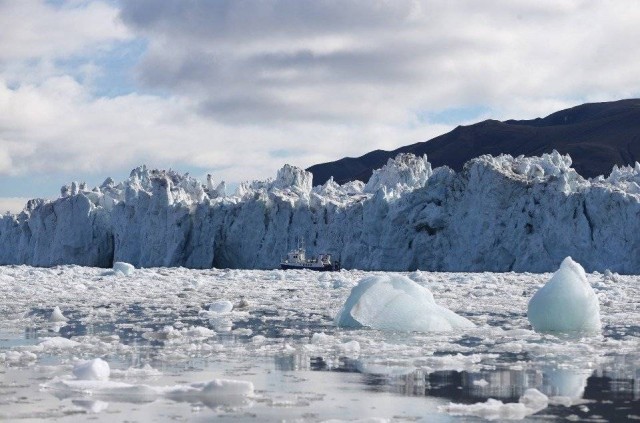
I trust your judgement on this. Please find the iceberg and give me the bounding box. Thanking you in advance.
[335,275,475,332]
[1,152,639,273]
[73,358,111,381]
[527,257,601,333]
[113,261,135,276]
[49,306,67,322]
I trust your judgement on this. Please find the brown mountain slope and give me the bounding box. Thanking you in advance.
[307,99,640,185]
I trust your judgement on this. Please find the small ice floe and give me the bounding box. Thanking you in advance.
[235,296,249,310]
[42,377,254,409]
[207,300,233,314]
[142,325,215,341]
[38,337,80,350]
[73,358,110,381]
[310,332,335,345]
[113,261,135,276]
[0,350,37,365]
[50,306,67,322]
[72,400,109,413]
[439,388,548,420]
[527,257,601,333]
[335,274,475,332]
[110,364,162,380]
[163,378,254,408]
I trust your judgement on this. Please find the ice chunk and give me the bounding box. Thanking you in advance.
[180,378,253,397]
[50,306,67,322]
[207,300,233,314]
[439,388,548,420]
[113,261,135,276]
[527,257,601,333]
[73,358,111,381]
[310,332,335,345]
[39,337,80,350]
[163,378,254,408]
[335,275,475,332]
[72,400,109,413]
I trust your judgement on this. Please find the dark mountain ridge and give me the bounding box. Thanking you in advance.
[307,99,640,185]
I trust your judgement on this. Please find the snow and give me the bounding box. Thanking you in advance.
[73,358,110,381]
[1,151,639,273]
[527,256,601,333]
[335,274,475,332]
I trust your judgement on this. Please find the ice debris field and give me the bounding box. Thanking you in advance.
[0,263,638,421]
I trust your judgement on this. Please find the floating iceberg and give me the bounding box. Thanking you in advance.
[113,262,135,276]
[335,275,475,332]
[49,306,67,322]
[527,257,601,333]
[207,300,233,314]
[73,358,111,381]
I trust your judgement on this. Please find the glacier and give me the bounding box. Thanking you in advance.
[1,151,640,273]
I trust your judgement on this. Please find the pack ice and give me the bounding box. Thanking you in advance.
[1,151,639,273]
[527,257,601,333]
[335,274,475,331]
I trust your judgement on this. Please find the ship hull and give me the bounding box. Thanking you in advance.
[280,263,339,271]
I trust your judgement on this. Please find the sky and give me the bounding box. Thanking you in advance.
[2,0,640,213]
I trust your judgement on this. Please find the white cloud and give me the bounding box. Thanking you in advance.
[0,75,450,184]
[0,1,129,62]
[120,0,640,123]
[2,0,640,194]
[0,197,31,214]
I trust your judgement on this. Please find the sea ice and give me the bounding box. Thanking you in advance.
[113,261,135,276]
[49,306,67,322]
[335,275,475,332]
[527,257,601,333]
[73,358,111,381]
[440,388,548,420]
[72,400,109,413]
[43,376,253,409]
[207,300,233,313]
[38,337,80,350]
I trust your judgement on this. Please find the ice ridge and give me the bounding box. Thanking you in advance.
[1,151,639,273]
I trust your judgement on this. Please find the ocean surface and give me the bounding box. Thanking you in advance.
[0,266,638,421]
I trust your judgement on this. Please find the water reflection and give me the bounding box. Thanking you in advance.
[275,351,640,420]
[7,298,640,421]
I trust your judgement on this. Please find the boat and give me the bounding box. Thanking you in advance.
[280,242,341,271]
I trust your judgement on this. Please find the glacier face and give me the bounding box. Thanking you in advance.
[1,152,639,273]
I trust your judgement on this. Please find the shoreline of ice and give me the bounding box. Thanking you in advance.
[1,151,639,273]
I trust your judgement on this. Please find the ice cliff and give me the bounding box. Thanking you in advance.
[1,152,640,273]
